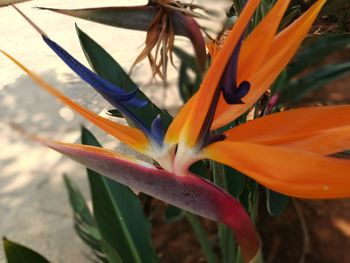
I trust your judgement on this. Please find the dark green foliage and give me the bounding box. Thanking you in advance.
[164,205,185,223]
[280,61,350,105]
[3,238,50,263]
[266,190,290,216]
[80,126,158,263]
[174,47,202,103]
[288,34,350,76]
[63,175,108,262]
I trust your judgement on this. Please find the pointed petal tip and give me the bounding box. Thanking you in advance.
[1,50,150,152]
[204,140,350,199]
[12,4,47,37]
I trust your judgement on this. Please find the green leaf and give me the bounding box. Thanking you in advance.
[247,180,260,223]
[185,213,217,263]
[63,175,107,262]
[279,5,300,30]
[224,166,246,198]
[280,61,350,105]
[39,6,155,32]
[164,205,185,223]
[63,175,95,228]
[174,47,201,103]
[3,238,50,263]
[322,0,349,16]
[218,224,236,263]
[76,25,172,129]
[288,34,350,76]
[253,0,274,27]
[211,161,236,263]
[81,126,157,263]
[174,46,200,73]
[106,109,124,118]
[266,189,289,216]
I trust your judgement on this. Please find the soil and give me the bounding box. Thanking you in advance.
[259,199,350,263]
[151,197,350,263]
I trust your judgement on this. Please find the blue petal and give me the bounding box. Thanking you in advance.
[202,133,226,148]
[150,114,165,147]
[220,34,246,104]
[228,80,251,104]
[43,36,146,108]
[42,35,166,147]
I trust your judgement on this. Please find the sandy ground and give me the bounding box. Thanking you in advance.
[0,0,228,262]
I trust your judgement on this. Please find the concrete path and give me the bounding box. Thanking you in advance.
[0,0,227,261]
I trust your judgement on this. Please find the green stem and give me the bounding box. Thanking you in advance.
[212,161,237,263]
[185,212,217,263]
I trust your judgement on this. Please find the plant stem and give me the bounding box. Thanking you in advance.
[212,161,236,263]
[185,212,217,263]
[292,199,311,263]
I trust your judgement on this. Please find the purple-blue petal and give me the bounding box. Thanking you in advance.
[42,36,170,146]
[43,36,146,108]
[220,35,243,104]
[150,114,165,147]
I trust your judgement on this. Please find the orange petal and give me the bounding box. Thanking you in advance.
[203,141,350,199]
[1,50,150,152]
[212,0,326,129]
[164,95,195,146]
[179,0,261,148]
[225,105,350,155]
[238,0,291,81]
[273,126,350,155]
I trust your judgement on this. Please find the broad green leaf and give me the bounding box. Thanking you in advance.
[3,238,50,263]
[280,61,350,105]
[266,189,289,216]
[81,126,157,263]
[288,33,350,76]
[63,175,107,262]
[76,25,172,129]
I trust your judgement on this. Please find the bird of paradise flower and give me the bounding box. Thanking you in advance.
[3,0,349,262]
